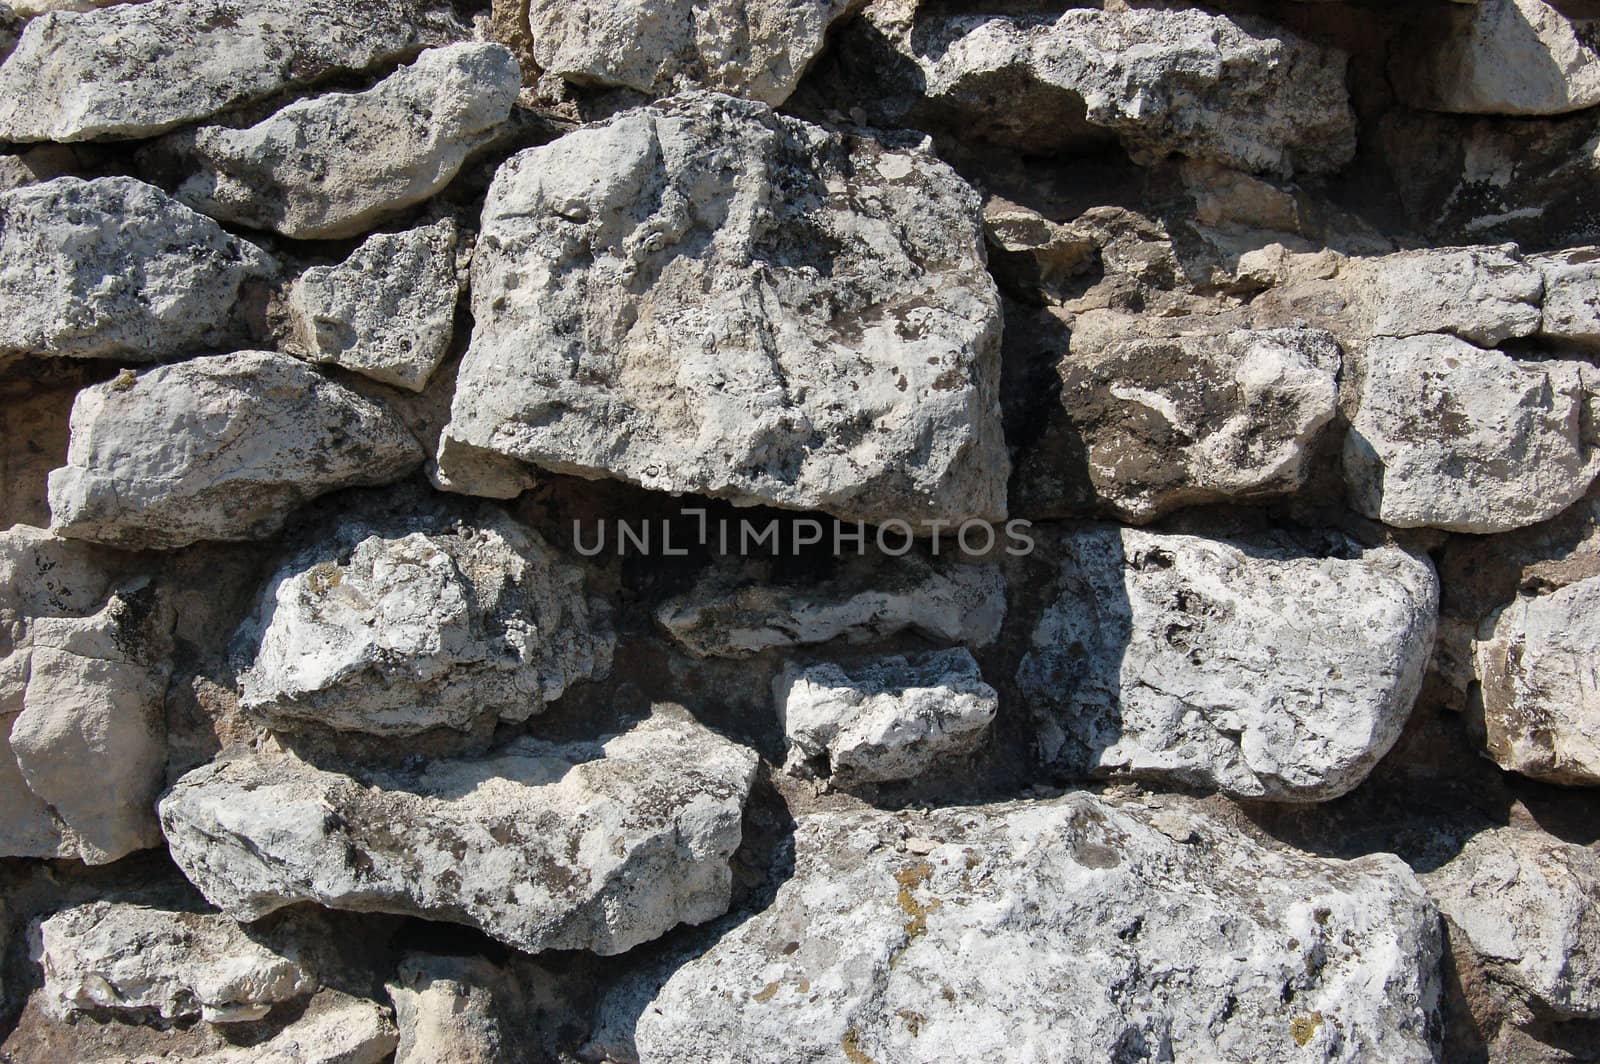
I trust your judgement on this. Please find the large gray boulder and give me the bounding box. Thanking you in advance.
[160,713,759,955]
[237,506,613,736]
[1422,827,1600,1019]
[596,795,1442,1063]
[48,351,423,550]
[1018,527,1438,802]
[827,3,1355,176]
[0,0,463,142]
[525,0,860,106]
[174,43,520,240]
[1474,575,1600,785]
[438,91,1008,529]
[286,219,465,392]
[0,177,274,361]
[1344,334,1599,534]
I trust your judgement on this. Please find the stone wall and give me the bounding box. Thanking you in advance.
[1,0,1599,1061]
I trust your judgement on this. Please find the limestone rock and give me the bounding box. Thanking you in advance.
[39,902,318,1024]
[160,713,759,955]
[48,351,423,550]
[1474,576,1600,785]
[388,953,512,1064]
[1534,247,1600,348]
[1423,827,1600,1018]
[1340,246,1543,348]
[776,648,997,784]
[287,219,464,392]
[1398,0,1600,116]
[8,587,171,863]
[1344,335,1599,534]
[1050,320,1341,523]
[1,527,173,863]
[0,177,274,361]
[827,4,1355,176]
[236,506,613,736]
[438,91,1008,530]
[598,795,1442,1063]
[658,555,1007,658]
[1018,527,1438,802]
[526,0,858,106]
[174,44,520,240]
[0,0,464,142]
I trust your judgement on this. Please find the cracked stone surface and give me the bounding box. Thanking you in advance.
[0,0,464,142]
[159,713,759,955]
[438,91,1008,529]
[595,794,1442,1064]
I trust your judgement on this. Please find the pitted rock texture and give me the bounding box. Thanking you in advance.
[525,0,860,106]
[1474,575,1600,785]
[0,0,464,142]
[160,713,759,955]
[1019,527,1438,802]
[1422,827,1600,1019]
[820,3,1355,176]
[439,91,1008,529]
[48,351,423,550]
[173,43,521,240]
[0,177,274,361]
[237,505,613,736]
[598,795,1442,1064]
[1339,245,1544,348]
[39,902,319,1024]
[1039,318,1341,523]
[1534,246,1600,347]
[0,525,172,864]
[658,553,1007,658]
[1344,334,1599,534]
[776,647,997,785]
[286,219,464,392]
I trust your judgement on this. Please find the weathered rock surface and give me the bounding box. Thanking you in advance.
[598,795,1442,1063]
[658,554,1006,658]
[526,0,859,106]
[174,43,520,240]
[0,0,464,142]
[1473,576,1600,785]
[825,4,1355,176]
[286,219,464,392]
[439,91,1008,529]
[0,177,274,361]
[1018,527,1438,802]
[776,648,996,784]
[1534,246,1600,347]
[48,351,423,550]
[160,713,759,955]
[39,902,318,1024]
[1047,318,1341,523]
[388,953,512,1064]
[1398,0,1600,116]
[1423,827,1600,1018]
[1340,245,1544,348]
[1344,335,1599,534]
[1,526,172,864]
[236,506,613,736]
